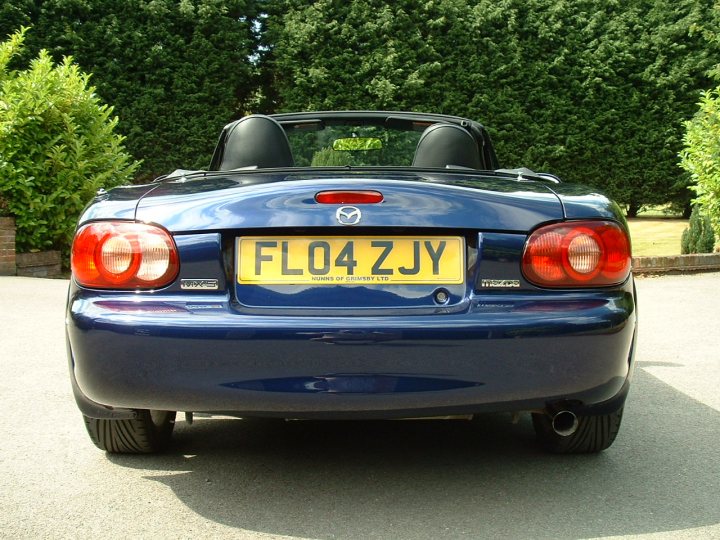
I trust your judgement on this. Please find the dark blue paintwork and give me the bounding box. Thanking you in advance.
[133,172,563,232]
[67,167,637,420]
[67,281,635,417]
[548,182,628,223]
[79,183,157,222]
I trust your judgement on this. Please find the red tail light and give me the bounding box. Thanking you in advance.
[315,190,384,204]
[72,222,179,289]
[522,221,631,288]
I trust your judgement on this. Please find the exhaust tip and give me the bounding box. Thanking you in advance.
[551,410,579,437]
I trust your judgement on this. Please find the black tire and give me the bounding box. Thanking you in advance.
[83,410,176,454]
[532,407,623,454]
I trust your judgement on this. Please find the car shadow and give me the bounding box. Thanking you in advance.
[107,369,720,539]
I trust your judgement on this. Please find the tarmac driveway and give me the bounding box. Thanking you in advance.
[0,274,718,539]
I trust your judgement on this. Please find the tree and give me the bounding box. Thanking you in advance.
[262,0,445,113]
[0,28,138,256]
[0,1,35,42]
[18,0,260,180]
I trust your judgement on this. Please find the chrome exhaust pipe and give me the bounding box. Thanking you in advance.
[551,410,579,437]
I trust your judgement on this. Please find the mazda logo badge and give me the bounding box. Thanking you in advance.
[336,206,362,225]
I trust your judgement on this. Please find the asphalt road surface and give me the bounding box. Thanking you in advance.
[1,274,719,539]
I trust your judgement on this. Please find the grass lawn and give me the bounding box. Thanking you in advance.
[627,218,688,257]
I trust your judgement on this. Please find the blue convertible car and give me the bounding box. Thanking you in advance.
[66,111,636,454]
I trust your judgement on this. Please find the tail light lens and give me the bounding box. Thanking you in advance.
[522,221,631,288]
[72,222,179,289]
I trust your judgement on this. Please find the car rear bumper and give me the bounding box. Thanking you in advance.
[67,285,637,419]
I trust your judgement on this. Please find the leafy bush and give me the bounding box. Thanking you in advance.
[680,87,720,241]
[681,207,716,254]
[0,28,138,256]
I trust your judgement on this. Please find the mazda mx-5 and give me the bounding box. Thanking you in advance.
[66,111,637,454]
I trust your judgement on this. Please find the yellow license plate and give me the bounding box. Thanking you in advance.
[237,236,464,285]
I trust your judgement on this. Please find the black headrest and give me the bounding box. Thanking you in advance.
[219,114,294,170]
[412,123,482,169]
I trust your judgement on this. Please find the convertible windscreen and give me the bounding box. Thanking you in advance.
[284,121,426,167]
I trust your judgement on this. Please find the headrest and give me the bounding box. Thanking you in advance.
[219,114,294,170]
[412,123,482,169]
